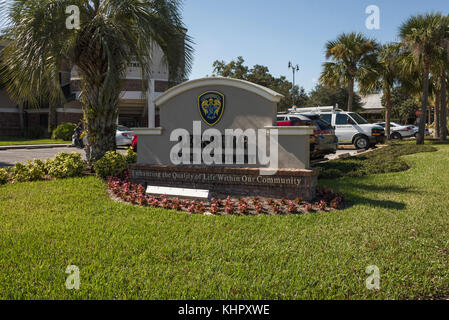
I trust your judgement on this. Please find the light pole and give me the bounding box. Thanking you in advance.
[288,62,300,106]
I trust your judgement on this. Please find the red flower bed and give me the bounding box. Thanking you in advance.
[106,175,345,216]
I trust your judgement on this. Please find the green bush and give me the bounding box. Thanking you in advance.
[125,146,137,164]
[315,143,437,179]
[52,122,77,141]
[94,151,128,179]
[46,152,85,179]
[0,168,9,185]
[13,160,45,182]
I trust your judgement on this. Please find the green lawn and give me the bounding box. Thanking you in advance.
[0,139,71,146]
[0,143,448,299]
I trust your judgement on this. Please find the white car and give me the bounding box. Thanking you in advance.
[409,125,430,138]
[374,122,415,139]
[290,106,385,149]
[116,125,134,146]
[76,125,134,147]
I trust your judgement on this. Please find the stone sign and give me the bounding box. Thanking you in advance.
[130,77,319,200]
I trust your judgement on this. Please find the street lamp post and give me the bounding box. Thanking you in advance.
[288,61,300,106]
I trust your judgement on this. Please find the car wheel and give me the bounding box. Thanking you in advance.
[354,136,369,150]
[391,132,402,140]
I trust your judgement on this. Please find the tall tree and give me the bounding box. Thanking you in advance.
[320,32,379,112]
[438,15,449,141]
[381,87,420,124]
[399,13,446,144]
[430,74,441,139]
[441,70,448,140]
[1,0,193,161]
[359,43,401,140]
[213,57,309,111]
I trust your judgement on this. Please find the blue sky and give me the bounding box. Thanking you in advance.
[183,0,449,91]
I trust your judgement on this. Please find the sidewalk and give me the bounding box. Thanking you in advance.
[0,144,72,151]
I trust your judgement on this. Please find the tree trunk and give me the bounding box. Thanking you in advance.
[440,70,447,141]
[48,104,57,136]
[83,101,118,163]
[347,79,354,112]
[434,88,440,139]
[18,103,24,132]
[76,51,122,163]
[417,63,430,145]
[385,88,392,140]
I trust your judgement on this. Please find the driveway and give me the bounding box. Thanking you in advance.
[0,146,126,168]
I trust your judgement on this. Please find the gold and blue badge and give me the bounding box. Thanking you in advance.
[198,91,225,126]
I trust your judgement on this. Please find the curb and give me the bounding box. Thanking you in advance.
[0,144,72,151]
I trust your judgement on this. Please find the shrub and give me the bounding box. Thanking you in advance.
[0,168,9,185]
[94,151,128,178]
[46,152,85,179]
[13,160,45,182]
[125,146,137,164]
[52,122,77,141]
[32,159,48,174]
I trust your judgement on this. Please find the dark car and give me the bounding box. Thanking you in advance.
[276,114,338,159]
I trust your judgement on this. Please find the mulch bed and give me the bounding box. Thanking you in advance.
[106,175,345,216]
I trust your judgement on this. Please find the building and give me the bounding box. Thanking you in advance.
[67,44,169,129]
[0,41,172,137]
[360,93,384,120]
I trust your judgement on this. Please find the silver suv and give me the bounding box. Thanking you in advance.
[289,106,385,149]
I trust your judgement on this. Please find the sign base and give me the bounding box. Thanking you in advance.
[130,165,318,201]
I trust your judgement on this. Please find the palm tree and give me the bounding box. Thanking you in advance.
[359,43,401,140]
[438,15,449,141]
[399,13,446,144]
[430,74,441,139]
[440,70,448,141]
[0,0,193,161]
[320,32,379,112]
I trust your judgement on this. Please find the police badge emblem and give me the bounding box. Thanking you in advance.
[198,91,225,126]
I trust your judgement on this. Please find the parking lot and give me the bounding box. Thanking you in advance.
[0,144,369,168]
[0,146,127,168]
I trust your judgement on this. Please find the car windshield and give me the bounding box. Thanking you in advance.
[349,113,369,125]
[376,123,386,128]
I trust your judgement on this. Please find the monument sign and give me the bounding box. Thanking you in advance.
[130,77,319,200]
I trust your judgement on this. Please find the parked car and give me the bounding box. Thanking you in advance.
[289,106,385,149]
[116,125,134,146]
[131,134,137,152]
[409,125,430,138]
[374,122,415,139]
[77,125,134,147]
[276,114,338,159]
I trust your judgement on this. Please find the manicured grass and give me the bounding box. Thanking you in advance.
[0,138,71,146]
[0,143,448,299]
[314,142,437,179]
